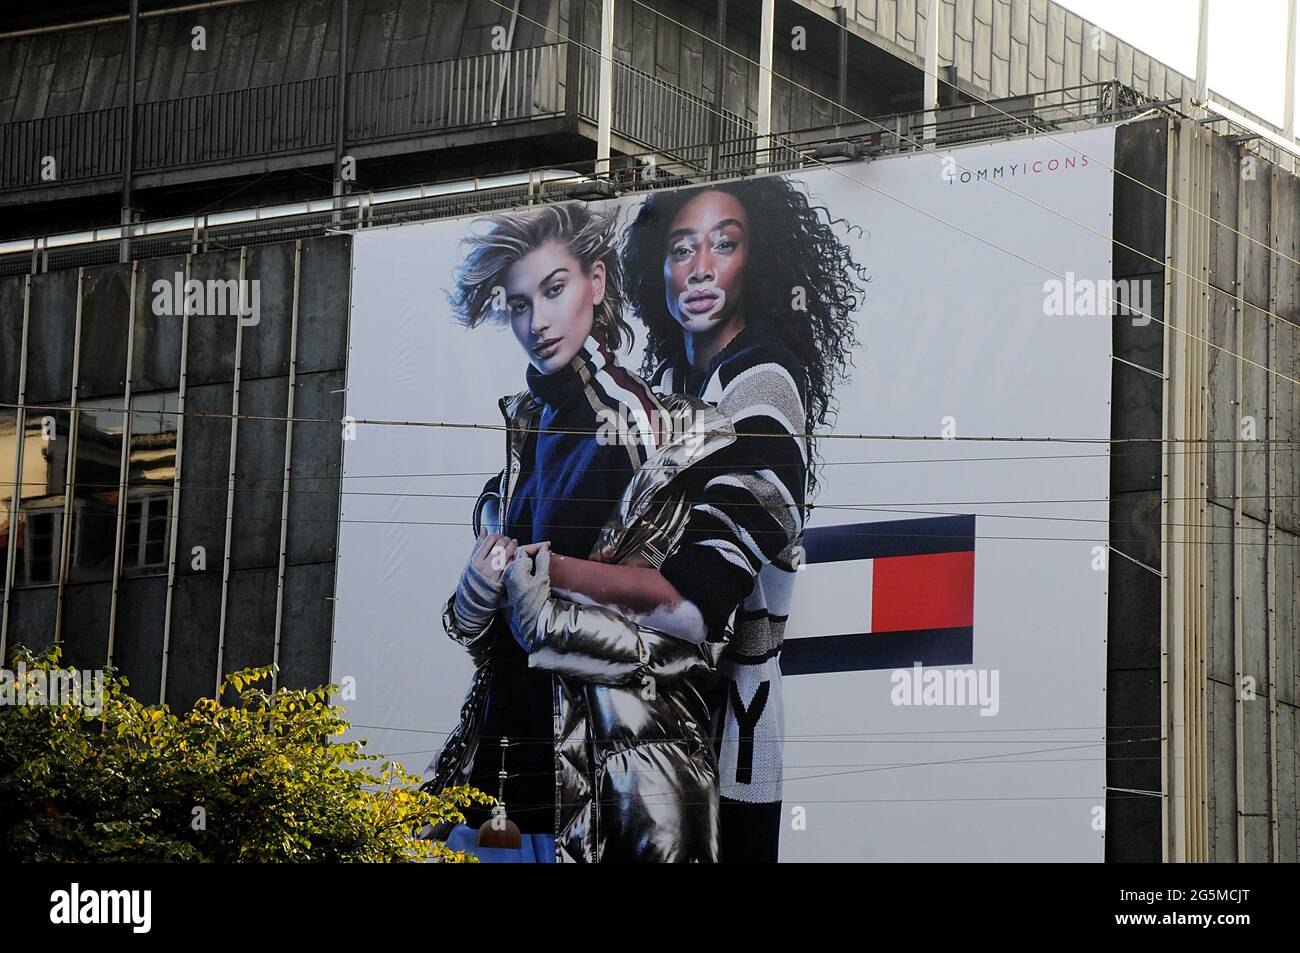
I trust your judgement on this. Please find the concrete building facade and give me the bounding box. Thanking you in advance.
[0,0,1296,863]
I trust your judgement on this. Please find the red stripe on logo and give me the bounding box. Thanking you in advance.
[871,551,974,633]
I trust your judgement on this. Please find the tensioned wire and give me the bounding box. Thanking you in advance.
[355,731,1160,752]
[347,724,1166,789]
[360,738,1165,799]
[7,417,1288,543]
[0,440,1270,497]
[24,477,1298,538]
[6,436,1287,482]
[20,507,1300,548]
[115,441,1299,475]
[24,475,1300,508]
[7,398,1300,444]
[477,0,1300,393]
[8,417,1275,544]
[340,728,1164,793]
[277,722,1169,779]
[622,0,1300,288]
[354,721,1159,738]
[381,751,1156,765]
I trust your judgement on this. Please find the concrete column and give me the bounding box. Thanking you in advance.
[757,0,774,163]
[924,0,939,143]
[596,0,614,175]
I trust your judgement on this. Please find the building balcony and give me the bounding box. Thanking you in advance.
[0,42,755,208]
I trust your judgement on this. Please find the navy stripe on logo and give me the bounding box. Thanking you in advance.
[780,626,974,676]
[801,514,975,563]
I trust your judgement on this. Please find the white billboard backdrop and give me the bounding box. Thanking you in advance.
[338,125,1116,862]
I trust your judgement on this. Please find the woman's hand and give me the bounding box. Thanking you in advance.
[505,545,554,651]
[451,530,518,634]
[471,530,519,586]
[514,541,550,562]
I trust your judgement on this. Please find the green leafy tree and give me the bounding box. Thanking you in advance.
[0,645,491,862]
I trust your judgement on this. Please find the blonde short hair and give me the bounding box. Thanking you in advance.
[448,202,633,352]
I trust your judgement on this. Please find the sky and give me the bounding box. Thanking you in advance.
[1059,0,1295,128]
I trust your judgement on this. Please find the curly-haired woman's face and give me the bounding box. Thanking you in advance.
[503,242,605,374]
[662,190,749,337]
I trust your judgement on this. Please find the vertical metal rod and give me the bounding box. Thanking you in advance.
[565,0,584,124]
[121,0,139,263]
[333,0,349,222]
[756,0,774,164]
[836,5,848,126]
[214,248,247,695]
[1184,123,1204,862]
[1159,118,1190,863]
[1286,1,1297,157]
[1194,128,1210,862]
[159,255,192,705]
[491,0,521,125]
[596,0,615,176]
[271,242,303,689]
[54,269,85,644]
[1194,0,1210,106]
[709,0,727,175]
[325,242,357,695]
[1265,170,1281,861]
[1232,143,1247,862]
[106,261,139,666]
[0,275,32,656]
[1159,117,1178,863]
[923,0,939,143]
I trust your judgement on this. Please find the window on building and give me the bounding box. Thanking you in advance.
[21,505,61,585]
[66,399,125,584]
[123,492,171,571]
[12,409,71,588]
[122,391,179,578]
[0,411,16,596]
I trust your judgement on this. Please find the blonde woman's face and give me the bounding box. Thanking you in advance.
[503,242,605,374]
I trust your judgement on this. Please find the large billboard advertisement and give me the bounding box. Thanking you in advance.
[337,125,1116,862]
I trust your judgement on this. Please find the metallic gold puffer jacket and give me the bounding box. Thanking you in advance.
[425,390,736,862]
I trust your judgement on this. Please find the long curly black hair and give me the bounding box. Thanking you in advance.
[623,177,869,491]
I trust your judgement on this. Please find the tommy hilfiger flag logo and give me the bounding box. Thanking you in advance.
[781,514,976,675]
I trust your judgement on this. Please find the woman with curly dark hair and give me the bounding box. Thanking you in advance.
[625,177,867,482]
[616,176,870,862]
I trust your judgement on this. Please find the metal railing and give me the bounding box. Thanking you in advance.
[1,106,126,187]
[575,46,755,171]
[796,81,1162,157]
[0,81,1164,278]
[1,45,572,190]
[0,41,759,192]
[347,44,566,143]
[135,76,337,171]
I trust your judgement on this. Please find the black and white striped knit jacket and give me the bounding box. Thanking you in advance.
[652,325,809,807]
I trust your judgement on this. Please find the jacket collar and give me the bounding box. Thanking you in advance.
[588,393,737,564]
[674,322,759,397]
[524,334,606,409]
